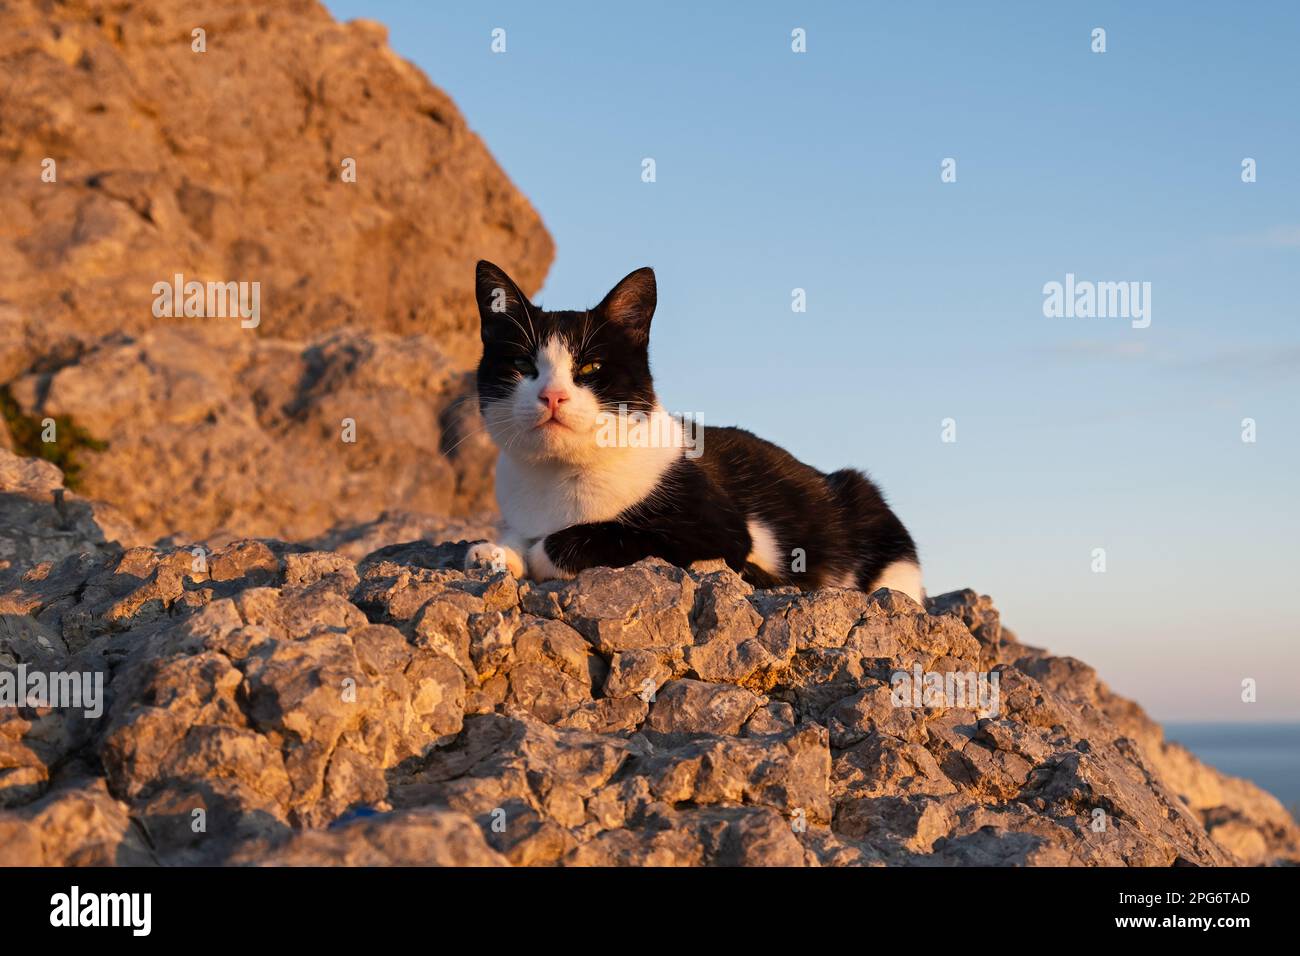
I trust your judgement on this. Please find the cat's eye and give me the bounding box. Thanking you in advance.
[577,361,602,377]
[512,357,537,377]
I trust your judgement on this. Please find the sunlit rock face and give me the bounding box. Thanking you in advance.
[0,0,553,541]
[1,461,1296,867]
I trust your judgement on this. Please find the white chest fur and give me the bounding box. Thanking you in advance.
[496,408,684,539]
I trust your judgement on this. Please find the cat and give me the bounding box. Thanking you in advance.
[464,260,924,603]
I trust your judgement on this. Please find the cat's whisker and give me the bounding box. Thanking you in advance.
[581,313,613,350]
[441,420,496,456]
[499,313,534,350]
[519,294,539,349]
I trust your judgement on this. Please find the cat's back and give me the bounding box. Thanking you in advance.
[693,425,834,502]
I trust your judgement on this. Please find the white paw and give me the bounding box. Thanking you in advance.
[465,541,524,578]
[525,538,574,582]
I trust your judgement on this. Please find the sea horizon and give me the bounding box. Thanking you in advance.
[1163,721,1300,821]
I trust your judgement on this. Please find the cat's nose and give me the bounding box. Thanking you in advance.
[538,385,570,413]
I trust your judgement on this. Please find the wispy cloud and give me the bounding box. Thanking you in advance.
[1040,340,1152,361]
[1229,225,1300,248]
[1035,339,1300,380]
[1183,344,1300,376]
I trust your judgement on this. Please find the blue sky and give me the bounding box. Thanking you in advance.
[327,1,1299,721]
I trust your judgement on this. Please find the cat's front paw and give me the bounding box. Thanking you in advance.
[465,541,525,578]
[525,538,575,582]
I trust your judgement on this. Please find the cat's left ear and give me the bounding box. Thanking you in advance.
[597,267,656,343]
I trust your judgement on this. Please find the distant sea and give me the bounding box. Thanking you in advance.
[1164,722,1300,821]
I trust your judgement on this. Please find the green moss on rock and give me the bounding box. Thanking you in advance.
[0,386,107,491]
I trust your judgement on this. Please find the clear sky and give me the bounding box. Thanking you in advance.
[327,0,1299,721]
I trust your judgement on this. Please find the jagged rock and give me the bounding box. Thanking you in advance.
[685,570,773,686]
[565,805,811,867]
[4,327,500,543]
[0,778,153,866]
[0,0,551,354]
[0,448,139,578]
[309,513,495,564]
[0,0,553,543]
[544,560,698,656]
[231,807,509,867]
[645,679,762,739]
[0,523,1295,866]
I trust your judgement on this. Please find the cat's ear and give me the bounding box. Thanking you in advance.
[476,260,533,344]
[597,267,656,343]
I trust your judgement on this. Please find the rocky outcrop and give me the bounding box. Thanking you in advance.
[3,327,499,542]
[2,457,1296,866]
[0,448,141,576]
[0,0,551,539]
[0,0,552,355]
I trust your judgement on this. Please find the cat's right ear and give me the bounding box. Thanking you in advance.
[475,260,532,344]
[596,267,656,344]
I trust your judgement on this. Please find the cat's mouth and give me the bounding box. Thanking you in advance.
[536,415,572,432]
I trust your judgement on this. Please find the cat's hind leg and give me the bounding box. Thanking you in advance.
[824,467,923,603]
[868,559,925,605]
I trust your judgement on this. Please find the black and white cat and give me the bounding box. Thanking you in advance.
[465,261,923,602]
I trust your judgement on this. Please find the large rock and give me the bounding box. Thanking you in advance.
[0,0,552,539]
[1,512,1295,866]
[5,327,498,541]
[0,0,551,357]
[0,447,141,578]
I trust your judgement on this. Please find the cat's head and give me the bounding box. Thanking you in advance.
[474,260,658,464]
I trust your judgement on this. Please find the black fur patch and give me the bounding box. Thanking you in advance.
[544,428,919,589]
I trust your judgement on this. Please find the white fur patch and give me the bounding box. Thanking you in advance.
[870,559,924,604]
[494,407,684,539]
[536,336,576,397]
[526,538,572,581]
[465,541,524,578]
[745,518,780,574]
